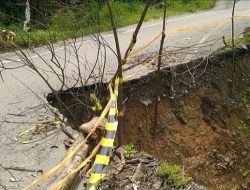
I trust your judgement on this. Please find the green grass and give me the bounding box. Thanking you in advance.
[237,27,250,44]
[123,143,137,158]
[218,26,250,53]
[0,0,216,48]
[157,162,192,189]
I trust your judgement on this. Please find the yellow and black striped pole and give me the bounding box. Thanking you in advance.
[88,77,120,190]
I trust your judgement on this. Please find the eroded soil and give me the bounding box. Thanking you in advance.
[48,46,250,190]
[120,49,250,189]
[122,83,250,189]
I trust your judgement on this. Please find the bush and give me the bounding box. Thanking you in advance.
[157,162,192,189]
[123,143,137,158]
[0,0,216,48]
[50,10,76,31]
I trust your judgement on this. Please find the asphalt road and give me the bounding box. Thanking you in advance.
[1,1,250,116]
[0,0,250,189]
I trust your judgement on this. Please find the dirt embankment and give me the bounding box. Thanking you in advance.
[48,46,250,190]
[121,47,250,190]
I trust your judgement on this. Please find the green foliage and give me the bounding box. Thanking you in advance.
[0,0,216,48]
[240,89,250,125]
[157,162,192,189]
[235,28,250,45]
[218,26,250,53]
[123,143,137,158]
[0,11,8,25]
[50,10,76,31]
[167,0,215,14]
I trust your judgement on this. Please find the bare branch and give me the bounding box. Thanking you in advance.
[153,0,167,136]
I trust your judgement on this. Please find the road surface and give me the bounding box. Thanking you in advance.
[0,0,250,189]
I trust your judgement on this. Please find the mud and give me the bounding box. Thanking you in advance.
[48,45,250,190]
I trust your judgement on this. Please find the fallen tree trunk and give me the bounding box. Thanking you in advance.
[47,117,106,190]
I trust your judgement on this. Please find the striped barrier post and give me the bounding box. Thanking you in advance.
[88,77,120,190]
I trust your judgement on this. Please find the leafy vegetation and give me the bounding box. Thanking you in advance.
[157,162,192,189]
[218,26,250,54]
[0,0,215,48]
[240,89,250,125]
[123,143,137,158]
[236,27,250,45]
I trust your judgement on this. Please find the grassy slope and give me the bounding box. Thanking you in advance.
[0,0,216,48]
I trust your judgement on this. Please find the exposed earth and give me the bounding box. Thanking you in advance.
[120,47,250,190]
[46,45,250,190]
[1,1,250,190]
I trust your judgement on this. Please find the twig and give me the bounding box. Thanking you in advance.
[0,184,8,190]
[4,166,37,173]
[153,0,167,136]
[107,0,124,145]
[231,0,237,95]
[108,0,153,145]
[0,164,21,190]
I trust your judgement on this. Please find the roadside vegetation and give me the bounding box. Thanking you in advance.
[0,0,215,48]
[236,27,250,45]
[218,26,250,53]
[157,162,192,189]
[123,143,137,158]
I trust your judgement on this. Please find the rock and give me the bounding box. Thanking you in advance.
[176,113,188,124]
[173,108,188,124]
[241,151,248,157]
[232,131,237,136]
[241,45,248,50]
[217,163,227,170]
[243,170,249,177]
[140,99,152,106]
[10,177,20,182]
[132,183,138,190]
[185,182,207,190]
[169,95,175,100]
[184,37,192,43]
[241,183,248,190]
[125,185,131,190]
[153,180,163,189]
[224,157,230,163]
